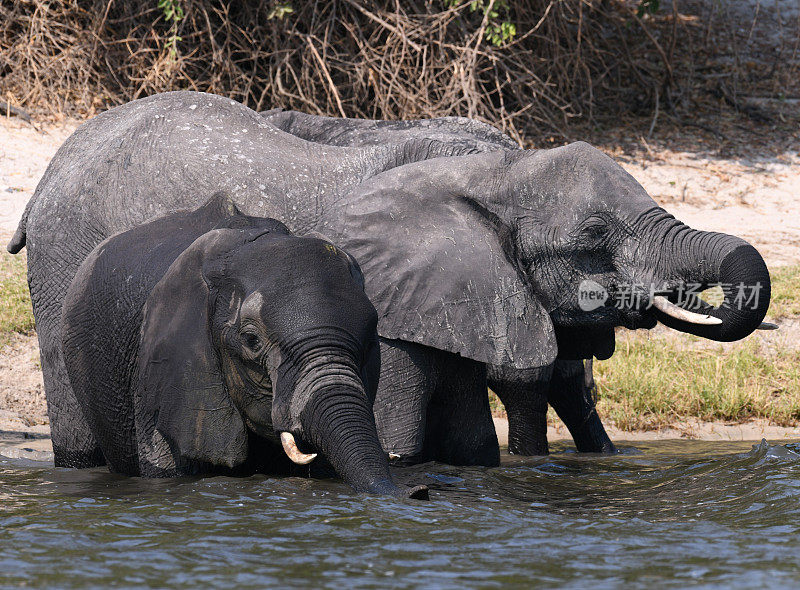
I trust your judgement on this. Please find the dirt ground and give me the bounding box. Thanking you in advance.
[615,146,800,268]
[493,417,800,447]
[1,112,799,449]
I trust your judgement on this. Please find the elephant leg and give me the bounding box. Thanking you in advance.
[424,357,499,467]
[488,364,553,456]
[373,338,435,463]
[547,359,616,454]
[36,319,105,467]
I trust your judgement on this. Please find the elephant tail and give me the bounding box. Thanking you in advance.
[7,196,32,253]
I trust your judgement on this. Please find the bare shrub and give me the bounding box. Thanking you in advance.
[1,1,797,142]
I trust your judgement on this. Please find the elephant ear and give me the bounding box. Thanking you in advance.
[330,169,556,369]
[134,230,249,469]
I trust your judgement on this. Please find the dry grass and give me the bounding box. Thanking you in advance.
[0,0,664,142]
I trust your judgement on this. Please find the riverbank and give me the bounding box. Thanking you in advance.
[494,418,800,448]
[1,114,799,448]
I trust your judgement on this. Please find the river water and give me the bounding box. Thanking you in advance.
[1,439,799,588]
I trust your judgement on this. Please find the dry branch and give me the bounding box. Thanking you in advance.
[1,1,796,141]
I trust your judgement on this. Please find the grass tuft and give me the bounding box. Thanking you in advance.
[0,250,35,341]
[594,334,800,430]
[768,263,800,319]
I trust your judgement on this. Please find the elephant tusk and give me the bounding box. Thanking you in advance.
[280,432,317,465]
[757,322,778,330]
[651,295,723,325]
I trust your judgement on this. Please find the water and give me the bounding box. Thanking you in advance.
[1,440,799,589]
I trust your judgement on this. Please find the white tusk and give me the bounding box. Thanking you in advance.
[280,432,317,465]
[389,453,401,461]
[652,295,723,325]
[757,322,778,330]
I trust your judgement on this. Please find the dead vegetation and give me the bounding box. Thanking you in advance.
[1,1,798,144]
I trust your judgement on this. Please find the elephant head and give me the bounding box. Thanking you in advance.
[126,199,426,498]
[329,141,771,367]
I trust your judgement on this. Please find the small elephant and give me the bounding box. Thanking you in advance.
[262,108,614,457]
[61,194,427,498]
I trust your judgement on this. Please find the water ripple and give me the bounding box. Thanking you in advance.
[1,439,799,588]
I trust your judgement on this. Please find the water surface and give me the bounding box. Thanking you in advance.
[2,439,799,588]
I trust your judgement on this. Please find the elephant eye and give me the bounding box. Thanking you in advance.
[242,331,262,352]
[580,218,612,243]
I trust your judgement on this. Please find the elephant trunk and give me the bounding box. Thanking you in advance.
[298,370,428,500]
[646,210,771,341]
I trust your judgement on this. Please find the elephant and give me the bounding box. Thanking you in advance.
[260,107,519,152]
[59,192,427,498]
[261,108,615,456]
[9,91,771,473]
[9,92,496,470]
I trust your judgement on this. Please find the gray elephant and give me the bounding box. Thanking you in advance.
[10,92,771,473]
[260,107,519,152]
[60,193,427,498]
[261,108,614,456]
[10,92,492,470]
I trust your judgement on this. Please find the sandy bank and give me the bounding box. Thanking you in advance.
[493,418,800,447]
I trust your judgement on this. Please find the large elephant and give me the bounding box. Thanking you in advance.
[10,93,492,470]
[10,92,771,472]
[60,194,427,497]
[262,108,614,456]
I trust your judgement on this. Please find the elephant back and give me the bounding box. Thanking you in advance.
[262,109,519,154]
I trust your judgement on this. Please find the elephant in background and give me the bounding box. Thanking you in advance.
[260,107,519,152]
[61,193,427,498]
[261,108,616,456]
[11,92,771,474]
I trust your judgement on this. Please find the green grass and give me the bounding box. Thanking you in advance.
[594,334,800,429]
[0,249,34,343]
[768,263,800,319]
[491,264,800,429]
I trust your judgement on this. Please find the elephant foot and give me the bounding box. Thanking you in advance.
[488,365,552,456]
[506,409,549,456]
[548,360,617,454]
[52,446,106,469]
[568,418,618,454]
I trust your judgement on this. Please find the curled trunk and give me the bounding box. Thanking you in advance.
[647,211,771,341]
